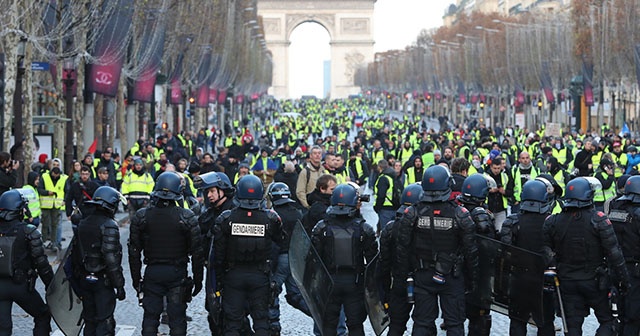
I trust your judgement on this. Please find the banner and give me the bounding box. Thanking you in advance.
[582,56,594,107]
[132,14,166,103]
[169,54,184,105]
[86,0,133,97]
[514,85,525,107]
[457,78,466,104]
[635,44,640,88]
[196,49,212,108]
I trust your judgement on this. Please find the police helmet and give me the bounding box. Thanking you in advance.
[397,183,423,215]
[458,173,491,205]
[215,172,235,193]
[421,165,452,202]
[152,172,183,200]
[619,175,640,203]
[268,182,294,206]
[520,180,552,214]
[85,186,126,215]
[236,175,264,209]
[0,189,27,221]
[327,183,358,216]
[536,174,563,198]
[193,172,221,190]
[563,177,599,208]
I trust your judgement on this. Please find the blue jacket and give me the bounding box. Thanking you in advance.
[626,153,640,174]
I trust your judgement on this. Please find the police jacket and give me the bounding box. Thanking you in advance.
[273,203,303,252]
[64,180,99,218]
[198,197,236,258]
[72,209,124,289]
[213,207,283,275]
[500,212,547,254]
[304,190,331,233]
[311,214,378,274]
[542,208,627,282]
[374,168,397,211]
[395,200,479,281]
[0,219,53,287]
[462,203,495,238]
[608,198,640,263]
[128,200,204,286]
[379,219,402,291]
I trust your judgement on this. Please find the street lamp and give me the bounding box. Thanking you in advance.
[63,57,76,174]
[13,37,27,147]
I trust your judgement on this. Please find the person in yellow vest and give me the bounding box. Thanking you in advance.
[511,151,540,214]
[484,157,514,231]
[405,156,425,185]
[610,141,628,178]
[551,137,573,169]
[22,172,43,227]
[234,162,253,185]
[593,158,616,212]
[38,166,68,251]
[252,148,278,190]
[397,140,414,166]
[121,159,155,219]
[374,159,398,233]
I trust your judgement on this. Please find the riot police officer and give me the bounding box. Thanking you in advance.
[311,183,378,336]
[267,182,309,334]
[457,173,495,336]
[379,183,422,336]
[0,189,53,336]
[193,171,237,334]
[542,177,630,335]
[608,175,640,335]
[71,186,126,334]
[395,165,479,335]
[500,179,556,336]
[129,172,204,336]
[213,175,283,336]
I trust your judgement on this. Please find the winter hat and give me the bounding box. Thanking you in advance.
[38,154,48,164]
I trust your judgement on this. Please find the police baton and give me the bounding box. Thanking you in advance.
[553,275,568,335]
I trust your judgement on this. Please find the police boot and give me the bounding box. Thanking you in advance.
[269,324,281,336]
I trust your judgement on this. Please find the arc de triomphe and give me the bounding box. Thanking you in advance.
[258,0,375,99]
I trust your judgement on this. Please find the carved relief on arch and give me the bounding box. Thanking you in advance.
[344,50,365,82]
[263,18,282,35]
[285,13,335,38]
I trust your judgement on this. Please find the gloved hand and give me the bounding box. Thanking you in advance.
[543,267,557,292]
[116,287,126,301]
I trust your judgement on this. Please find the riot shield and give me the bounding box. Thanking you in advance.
[289,222,333,332]
[363,254,390,336]
[474,235,546,324]
[46,242,84,336]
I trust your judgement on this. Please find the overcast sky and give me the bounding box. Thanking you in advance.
[288,1,450,98]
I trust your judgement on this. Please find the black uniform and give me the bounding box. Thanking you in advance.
[269,201,309,329]
[213,206,283,336]
[71,208,125,334]
[311,215,378,336]
[500,213,555,336]
[543,208,629,336]
[608,197,640,335]
[462,204,494,336]
[379,217,411,336]
[395,200,478,335]
[65,179,99,222]
[129,200,204,336]
[0,219,53,336]
[198,196,235,334]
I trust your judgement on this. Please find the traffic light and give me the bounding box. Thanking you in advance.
[537,99,543,111]
[479,101,485,109]
[426,94,431,102]
[188,96,195,105]
[162,122,168,130]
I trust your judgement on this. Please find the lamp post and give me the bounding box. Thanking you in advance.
[63,57,76,174]
[13,37,26,147]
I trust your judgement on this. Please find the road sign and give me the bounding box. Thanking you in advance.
[31,62,50,71]
[186,109,191,118]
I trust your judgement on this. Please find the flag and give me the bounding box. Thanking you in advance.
[457,77,466,104]
[540,61,555,103]
[86,0,133,97]
[196,48,212,108]
[620,123,630,137]
[87,138,97,155]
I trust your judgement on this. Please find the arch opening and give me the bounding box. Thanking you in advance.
[288,21,331,99]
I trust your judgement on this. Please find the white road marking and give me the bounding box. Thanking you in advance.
[52,325,136,336]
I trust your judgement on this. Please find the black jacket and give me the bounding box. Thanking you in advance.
[65,180,99,217]
[304,189,331,233]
